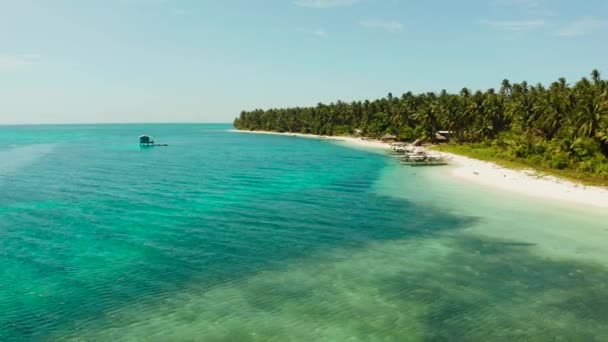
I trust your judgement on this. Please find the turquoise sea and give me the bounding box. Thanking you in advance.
[1,124,608,341]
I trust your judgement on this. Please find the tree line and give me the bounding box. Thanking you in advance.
[234,70,608,177]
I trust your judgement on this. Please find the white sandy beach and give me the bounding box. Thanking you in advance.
[232,129,608,209]
[444,153,608,209]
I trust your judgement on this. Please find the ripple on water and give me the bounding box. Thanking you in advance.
[1,125,608,341]
[52,234,608,341]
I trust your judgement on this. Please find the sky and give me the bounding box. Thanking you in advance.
[0,0,607,124]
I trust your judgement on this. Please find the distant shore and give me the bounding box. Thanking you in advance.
[231,129,608,209]
[230,129,388,149]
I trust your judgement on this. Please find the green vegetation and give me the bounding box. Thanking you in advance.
[234,70,608,183]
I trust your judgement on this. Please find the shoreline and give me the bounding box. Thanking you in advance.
[230,129,389,149]
[231,129,608,209]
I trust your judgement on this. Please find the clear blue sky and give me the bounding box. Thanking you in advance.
[1,0,607,124]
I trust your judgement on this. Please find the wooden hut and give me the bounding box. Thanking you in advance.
[436,130,454,142]
[434,133,448,142]
[139,135,155,146]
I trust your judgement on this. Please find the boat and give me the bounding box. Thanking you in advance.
[388,142,449,166]
[389,142,420,155]
[388,142,409,154]
[405,160,449,167]
[400,150,449,166]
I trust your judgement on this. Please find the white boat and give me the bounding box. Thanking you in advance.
[401,150,449,166]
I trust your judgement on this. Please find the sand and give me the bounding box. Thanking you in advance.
[231,130,608,209]
[444,153,608,209]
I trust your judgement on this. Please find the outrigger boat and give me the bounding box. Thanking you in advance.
[399,148,449,166]
[388,142,412,154]
[388,142,450,166]
[402,153,449,166]
[404,159,449,166]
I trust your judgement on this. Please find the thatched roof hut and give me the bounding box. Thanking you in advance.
[380,134,398,142]
[435,133,448,141]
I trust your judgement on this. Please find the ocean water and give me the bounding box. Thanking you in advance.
[1,124,607,341]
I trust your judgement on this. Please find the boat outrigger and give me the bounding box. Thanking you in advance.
[389,143,450,166]
[402,152,449,166]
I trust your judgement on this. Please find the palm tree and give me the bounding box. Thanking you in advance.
[500,79,512,97]
[591,69,601,85]
[233,70,608,177]
[576,92,608,137]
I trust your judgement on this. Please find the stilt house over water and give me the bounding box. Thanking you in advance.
[139,135,155,146]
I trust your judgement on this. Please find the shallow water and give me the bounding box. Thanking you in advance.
[1,124,607,341]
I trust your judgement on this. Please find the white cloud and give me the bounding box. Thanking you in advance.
[360,20,403,33]
[298,28,328,37]
[556,17,605,37]
[0,54,39,73]
[482,19,545,31]
[294,0,359,8]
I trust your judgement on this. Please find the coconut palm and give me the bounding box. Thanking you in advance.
[233,70,608,178]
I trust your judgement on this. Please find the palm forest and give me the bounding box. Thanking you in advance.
[234,70,608,184]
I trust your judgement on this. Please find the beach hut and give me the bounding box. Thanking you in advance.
[353,128,363,136]
[436,130,454,141]
[139,135,155,146]
[380,134,398,143]
[435,133,448,142]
